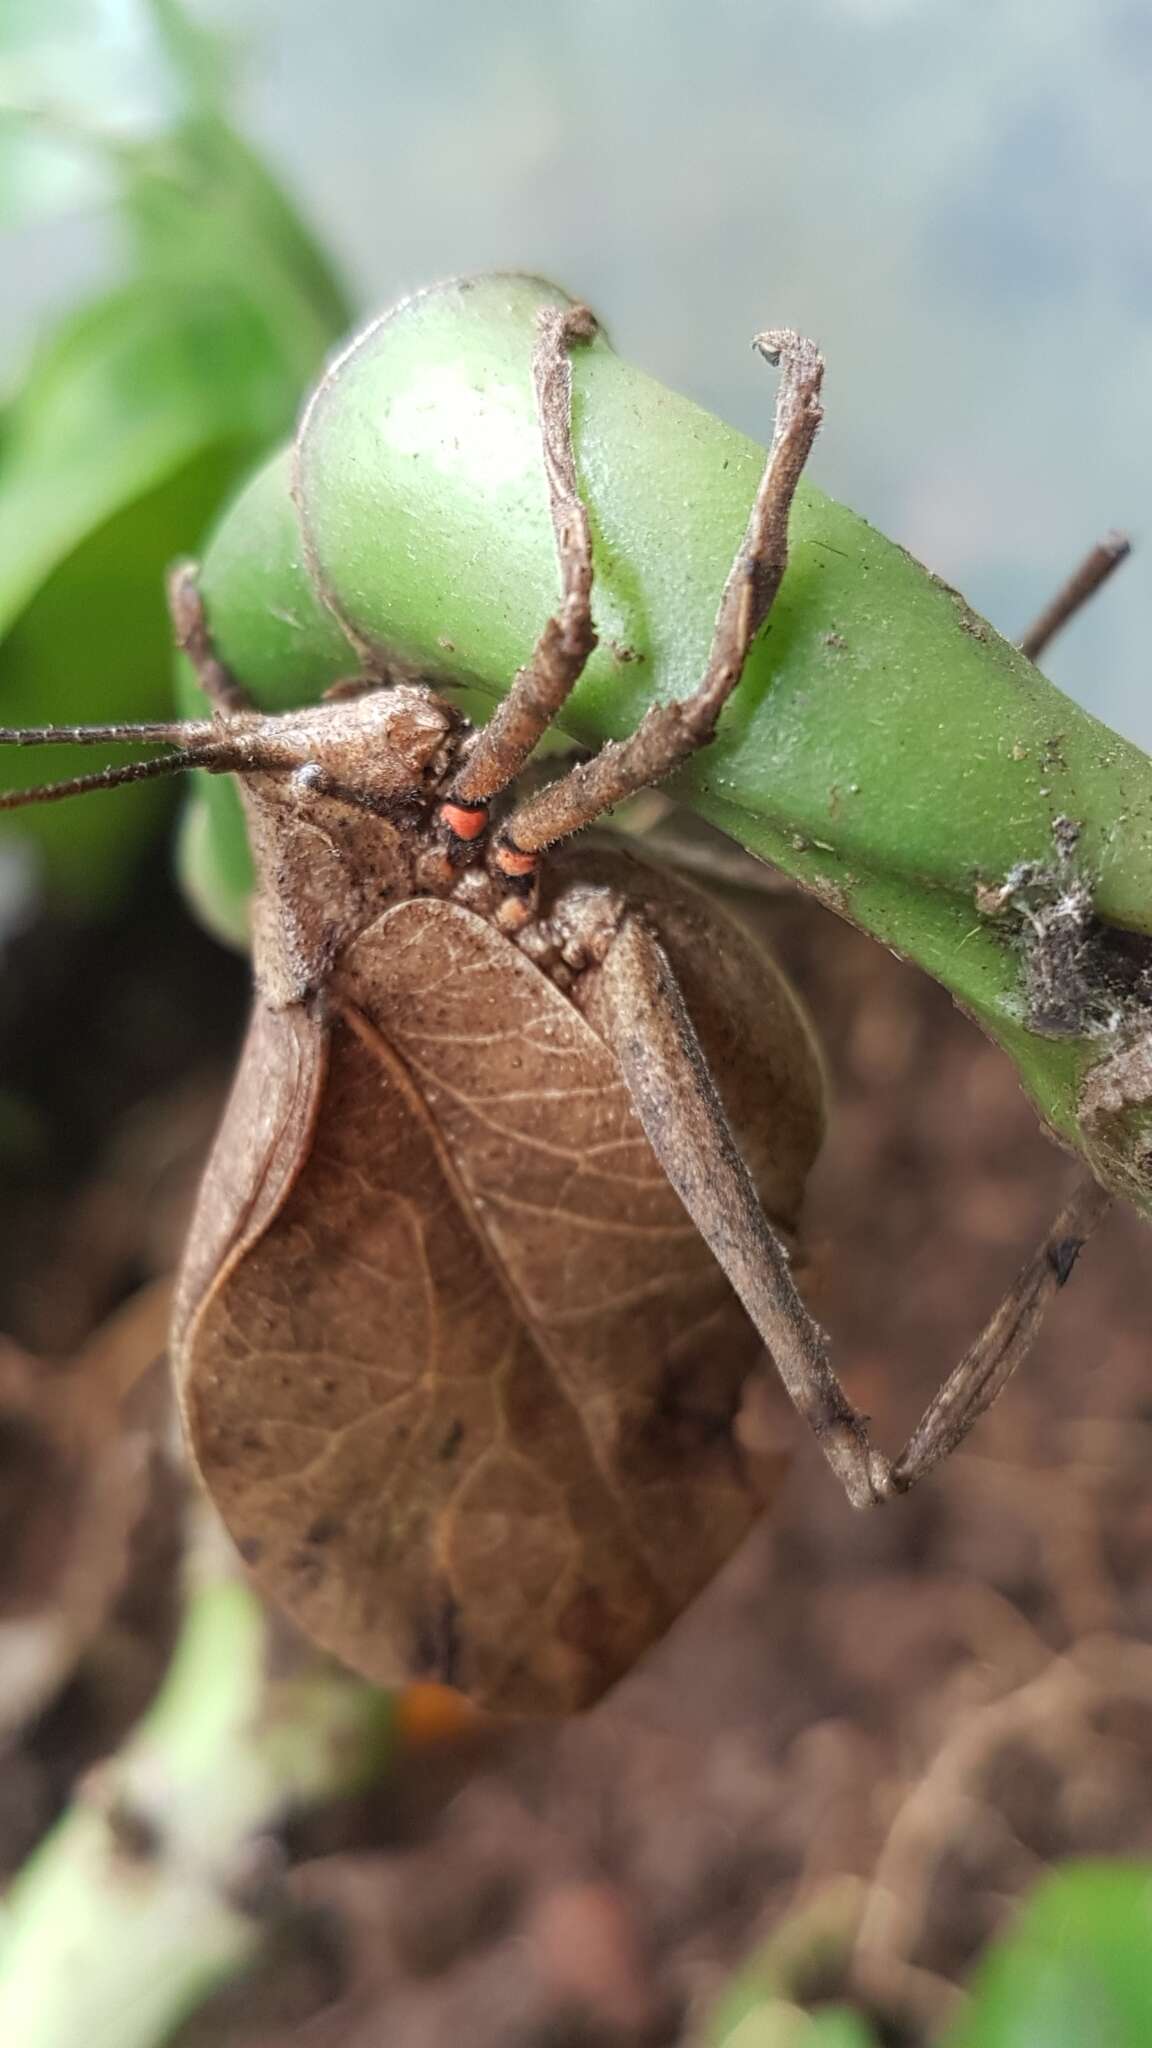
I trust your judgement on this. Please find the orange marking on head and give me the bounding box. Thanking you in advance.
[494,841,539,879]
[439,800,489,841]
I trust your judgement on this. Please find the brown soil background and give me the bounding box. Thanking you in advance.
[1,856,1149,2046]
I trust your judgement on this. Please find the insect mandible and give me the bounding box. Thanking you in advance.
[0,308,1107,1713]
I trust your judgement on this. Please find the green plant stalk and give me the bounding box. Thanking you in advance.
[177,273,1152,1216]
[707,1878,879,2045]
[0,1548,394,2048]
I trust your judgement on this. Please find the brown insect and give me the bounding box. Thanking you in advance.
[0,310,1106,1714]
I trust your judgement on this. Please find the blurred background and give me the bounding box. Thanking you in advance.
[4,0,1150,746]
[1,6,1152,2046]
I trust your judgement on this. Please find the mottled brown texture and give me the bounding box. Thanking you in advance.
[179,878,822,1712]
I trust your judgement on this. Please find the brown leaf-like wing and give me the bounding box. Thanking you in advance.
[342,902,770,1548]
[181,900,770,1713]
[171,999,327,1361]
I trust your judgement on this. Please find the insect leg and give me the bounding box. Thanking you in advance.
[167,559,257,714]
[886,1170,1109,1490]
[444,303,599,827]
[598,912,884,1507]
[500,330,823,865]
[596,912,1108,1508]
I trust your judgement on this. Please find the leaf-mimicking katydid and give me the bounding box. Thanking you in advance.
[0,308,1109,1714]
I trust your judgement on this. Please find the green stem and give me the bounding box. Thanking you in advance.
[0,1534,393,2048]
[177,273,1152,1218]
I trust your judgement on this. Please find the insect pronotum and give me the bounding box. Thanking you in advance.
[0,309,1109,1712]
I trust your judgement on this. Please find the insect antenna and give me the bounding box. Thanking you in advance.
[0,720,218,749]
[0,720,255,811]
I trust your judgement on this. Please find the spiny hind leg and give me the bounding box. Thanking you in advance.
[596,911,1109,1507]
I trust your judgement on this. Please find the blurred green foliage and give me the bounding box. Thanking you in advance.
[944,1862,1152,2048]
[714,2006,879,2047]
[711,1861,1152,2046]
[0,1562,395,2048]
[0,0,350,901]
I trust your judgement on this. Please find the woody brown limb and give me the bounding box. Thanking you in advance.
[597,913,1109,1508]
[1018,531,1131,663]
[168,559,257,714]
[503,329,824,858]
[449,305,599,810]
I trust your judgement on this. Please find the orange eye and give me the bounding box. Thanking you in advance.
[494,840,539,879]
[438,799,489,841]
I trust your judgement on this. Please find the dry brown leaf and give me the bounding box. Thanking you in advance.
[176,845,820,1715]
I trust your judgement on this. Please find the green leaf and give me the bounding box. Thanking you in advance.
[0,443,249,901]
[0,0,187,133]
[0,0,351,903]
[0,117,113,225]
[120,113,349,397]
[0,282,285,637]
[945,1862,1152,2048]
[0,0,189,225]
[0,275,322,900]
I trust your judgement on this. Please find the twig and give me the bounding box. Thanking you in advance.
[852,1633,1152,2010]
[1019,531,1131,662]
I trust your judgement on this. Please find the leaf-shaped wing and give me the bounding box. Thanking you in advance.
[180,899,770,1713]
